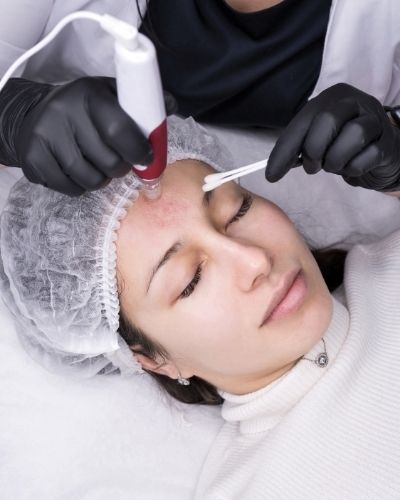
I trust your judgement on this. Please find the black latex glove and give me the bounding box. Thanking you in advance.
[266,83,400,192]
[0,77,177,196]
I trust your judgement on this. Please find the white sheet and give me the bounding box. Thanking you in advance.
[1,127,400,500]
[0,295,222,500]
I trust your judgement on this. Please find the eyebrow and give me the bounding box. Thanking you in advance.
[146,188,214,294]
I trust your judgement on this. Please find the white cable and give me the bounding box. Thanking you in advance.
[0,11,138,93]
[0,12,102,92]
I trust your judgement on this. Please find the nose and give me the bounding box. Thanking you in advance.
[218,236,272,292]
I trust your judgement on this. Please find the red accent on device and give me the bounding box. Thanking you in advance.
[132,119,167,180]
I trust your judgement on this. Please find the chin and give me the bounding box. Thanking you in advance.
[283,280,333,355]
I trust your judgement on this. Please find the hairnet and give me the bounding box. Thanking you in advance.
[0,116,233,377]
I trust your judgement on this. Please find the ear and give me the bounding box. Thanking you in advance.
[130,349,180,380]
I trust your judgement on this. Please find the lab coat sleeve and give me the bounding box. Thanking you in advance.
[311,0,400,106]
[0,0,55,77]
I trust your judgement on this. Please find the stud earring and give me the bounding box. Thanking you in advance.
[177,375,190,386]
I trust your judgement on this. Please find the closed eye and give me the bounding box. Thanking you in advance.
[180,264,203,299]
[227,193,253,226]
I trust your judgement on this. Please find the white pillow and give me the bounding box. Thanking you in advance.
[0,297,222,500]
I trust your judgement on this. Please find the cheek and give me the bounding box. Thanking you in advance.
[136,290,246,359]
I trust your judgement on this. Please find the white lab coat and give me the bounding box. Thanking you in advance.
[0,0,399,105]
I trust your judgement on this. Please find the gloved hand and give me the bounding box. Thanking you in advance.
[0,77,177,196]
[266,83,400,192]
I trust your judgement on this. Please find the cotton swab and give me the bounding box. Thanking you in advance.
[202,154,303,192]
[202,158,268,192]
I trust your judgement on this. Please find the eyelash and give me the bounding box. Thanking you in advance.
[180,264,203,299]
[179,194,254,299]
[227,193,253,225]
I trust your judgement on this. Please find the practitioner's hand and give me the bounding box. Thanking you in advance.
[0,77,177,196]
[266,83,400,192]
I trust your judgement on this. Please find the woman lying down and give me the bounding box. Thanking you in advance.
[0,116,399,499]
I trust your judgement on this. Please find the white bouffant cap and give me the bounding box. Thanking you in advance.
[0,116,233,377]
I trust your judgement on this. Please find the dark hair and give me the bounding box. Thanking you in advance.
[118,311,223,405]
[135,0,167,50]
[311,247,347,292]
[135,0,147,24]
[118,247,347,405]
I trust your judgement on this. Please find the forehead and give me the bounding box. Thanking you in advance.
[139,193,189,229]
[115,160,214,297]
[117,160,213,252]
[129,160,212,227]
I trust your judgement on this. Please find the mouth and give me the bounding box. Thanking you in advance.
[260,269,307,326]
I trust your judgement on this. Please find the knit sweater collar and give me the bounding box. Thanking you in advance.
[220,297,349,434]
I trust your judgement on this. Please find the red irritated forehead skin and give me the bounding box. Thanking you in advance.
[139,193,190,228]
[132,161,206,229]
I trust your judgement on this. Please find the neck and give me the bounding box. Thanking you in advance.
[223,0,284,13]
[216,360,297,396]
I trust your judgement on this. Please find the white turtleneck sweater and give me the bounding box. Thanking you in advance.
[195,230,400,500]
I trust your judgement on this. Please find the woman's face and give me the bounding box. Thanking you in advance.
[116,160,332,394]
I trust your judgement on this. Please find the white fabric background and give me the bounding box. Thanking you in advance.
[0,295,222,500]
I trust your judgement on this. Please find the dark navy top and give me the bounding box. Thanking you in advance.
[140,0,332,128]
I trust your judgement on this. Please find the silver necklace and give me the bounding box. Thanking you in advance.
[302,338,329,368]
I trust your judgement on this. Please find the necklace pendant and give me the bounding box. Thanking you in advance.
[315,352,329,368]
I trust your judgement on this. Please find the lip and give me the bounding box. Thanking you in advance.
[260,269,303,327]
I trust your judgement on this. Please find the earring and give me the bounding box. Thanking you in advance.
[177,376,190,386]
